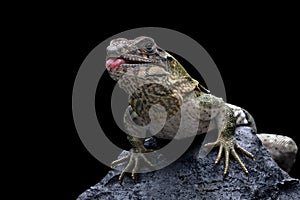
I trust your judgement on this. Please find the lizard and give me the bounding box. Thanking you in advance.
[105,36,298,183]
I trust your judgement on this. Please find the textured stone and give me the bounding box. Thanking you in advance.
[77,127,300,200]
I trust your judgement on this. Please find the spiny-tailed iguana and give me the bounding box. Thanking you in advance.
[105,36,298,183]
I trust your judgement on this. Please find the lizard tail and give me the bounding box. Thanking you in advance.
[257,133,298,173]
[242,108,298,173]
[242,109,257,132]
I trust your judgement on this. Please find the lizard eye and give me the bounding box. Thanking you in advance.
[145,41,154,53]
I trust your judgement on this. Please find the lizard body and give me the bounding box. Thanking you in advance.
[105,36,297,183]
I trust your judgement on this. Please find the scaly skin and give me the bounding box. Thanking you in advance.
[257,133,298,172]
[105,36,297,183]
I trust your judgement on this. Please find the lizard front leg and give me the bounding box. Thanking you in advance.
[197,94,255,175]
[110,107,154,184]
[111,135,154,183]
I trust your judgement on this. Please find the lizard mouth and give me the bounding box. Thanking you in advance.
[106,56,154,70]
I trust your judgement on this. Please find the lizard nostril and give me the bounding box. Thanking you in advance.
[106,45,119,56]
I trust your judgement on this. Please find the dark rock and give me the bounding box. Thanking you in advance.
[77,127,300,200]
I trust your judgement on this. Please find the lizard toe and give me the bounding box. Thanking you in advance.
[111,148,155,185]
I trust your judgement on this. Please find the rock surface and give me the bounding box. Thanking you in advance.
[77,127,300,199]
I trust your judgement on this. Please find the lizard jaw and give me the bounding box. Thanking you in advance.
[105,58,126,70]
[105,56,155,70]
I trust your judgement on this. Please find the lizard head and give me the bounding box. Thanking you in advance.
[106,36,193,81]
[105,36,208,95]
[106,36,169,80]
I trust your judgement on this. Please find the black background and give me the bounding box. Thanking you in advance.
[40,20,299,199]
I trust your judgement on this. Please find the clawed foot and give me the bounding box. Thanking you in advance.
[204,136,255,175]
[111,148,154,184]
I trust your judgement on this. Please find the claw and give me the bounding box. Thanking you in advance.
[111,155,130,168]
[204,137,255,175]
[224,147,230,175]
[131,158,139,181]
[215,144,223,164]
[235,144,255,161]
[118,153,135,184]
[204,141,219,148]
[111,149,155,184]
[231,148,248,174]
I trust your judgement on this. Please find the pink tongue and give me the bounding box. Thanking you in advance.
[106,58,125,70]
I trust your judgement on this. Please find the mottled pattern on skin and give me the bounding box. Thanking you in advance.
[105,36,297,183]
[257,133,298,172]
